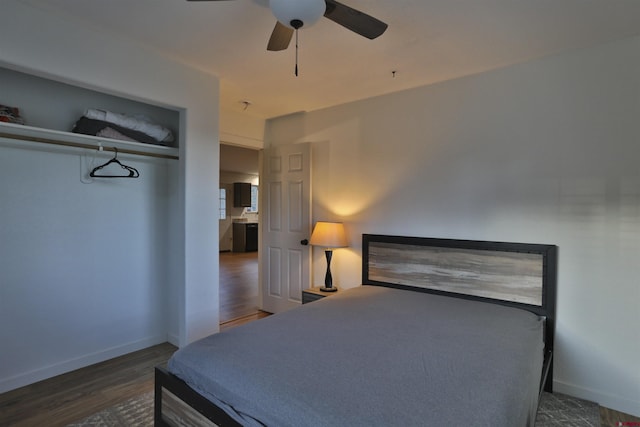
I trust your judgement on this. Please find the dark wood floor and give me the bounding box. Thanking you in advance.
[0,343,176,427]
[0,312,269,427]
[219,251,260,323]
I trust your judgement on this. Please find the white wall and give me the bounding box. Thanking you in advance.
[266,36,640,416]
[0,0,220,392]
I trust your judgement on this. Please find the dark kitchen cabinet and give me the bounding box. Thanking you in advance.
[233,222,258,252]
[233,183,251,207]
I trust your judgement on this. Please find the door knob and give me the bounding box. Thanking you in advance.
[300,239,309,246]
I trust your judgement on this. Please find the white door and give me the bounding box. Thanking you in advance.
[260,143,311,313]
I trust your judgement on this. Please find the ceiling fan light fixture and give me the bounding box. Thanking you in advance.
[270,0,326,29]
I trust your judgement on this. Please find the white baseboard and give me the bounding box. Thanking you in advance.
[166,332,179,347]
[554,379,640,418]
[0,335,167,394]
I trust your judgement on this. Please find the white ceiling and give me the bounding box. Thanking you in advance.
[20,0,640,121]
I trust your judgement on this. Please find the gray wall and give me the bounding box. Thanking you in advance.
[267,35,640,416]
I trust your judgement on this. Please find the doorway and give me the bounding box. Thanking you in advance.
[219,144,261,323]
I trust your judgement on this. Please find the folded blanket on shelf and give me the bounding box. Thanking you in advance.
[96,127,139,143]
[72,116,166,145]
[85,108,174,143]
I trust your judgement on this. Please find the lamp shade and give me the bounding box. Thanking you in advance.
[309,221,348,248]
[270,0,326,29]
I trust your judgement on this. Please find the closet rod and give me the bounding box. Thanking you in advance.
[0,131,179,160]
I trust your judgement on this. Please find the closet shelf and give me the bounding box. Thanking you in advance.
[0,121,179,160]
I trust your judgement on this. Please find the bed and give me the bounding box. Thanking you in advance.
[155,234,557,426]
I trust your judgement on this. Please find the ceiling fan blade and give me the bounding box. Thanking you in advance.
[323,0,388,39]
[267,21,294,51]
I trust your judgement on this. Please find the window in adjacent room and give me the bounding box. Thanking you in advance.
[219,188,226,220]
[247,185,259,213]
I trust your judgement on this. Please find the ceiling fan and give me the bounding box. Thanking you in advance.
[186,0,388,51]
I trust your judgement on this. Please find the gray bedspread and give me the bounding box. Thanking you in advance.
[168,286,544,427]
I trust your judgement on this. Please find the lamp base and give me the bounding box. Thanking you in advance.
[319,286,338,292]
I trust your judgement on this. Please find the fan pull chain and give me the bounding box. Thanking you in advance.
[295,28,299,77]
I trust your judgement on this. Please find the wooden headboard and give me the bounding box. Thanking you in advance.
[362,234,557,392]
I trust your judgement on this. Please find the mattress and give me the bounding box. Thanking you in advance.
[168,286,544,426]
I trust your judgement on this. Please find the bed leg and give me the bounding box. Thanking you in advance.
[541,350,553,393]
[154,367,168,427]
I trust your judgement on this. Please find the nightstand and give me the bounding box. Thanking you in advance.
[302,286,340,304]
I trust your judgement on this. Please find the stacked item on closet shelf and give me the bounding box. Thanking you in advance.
[0,104,25,124]
[72,108,174,146]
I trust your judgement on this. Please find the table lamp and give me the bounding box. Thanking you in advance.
[309,221,348,292]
